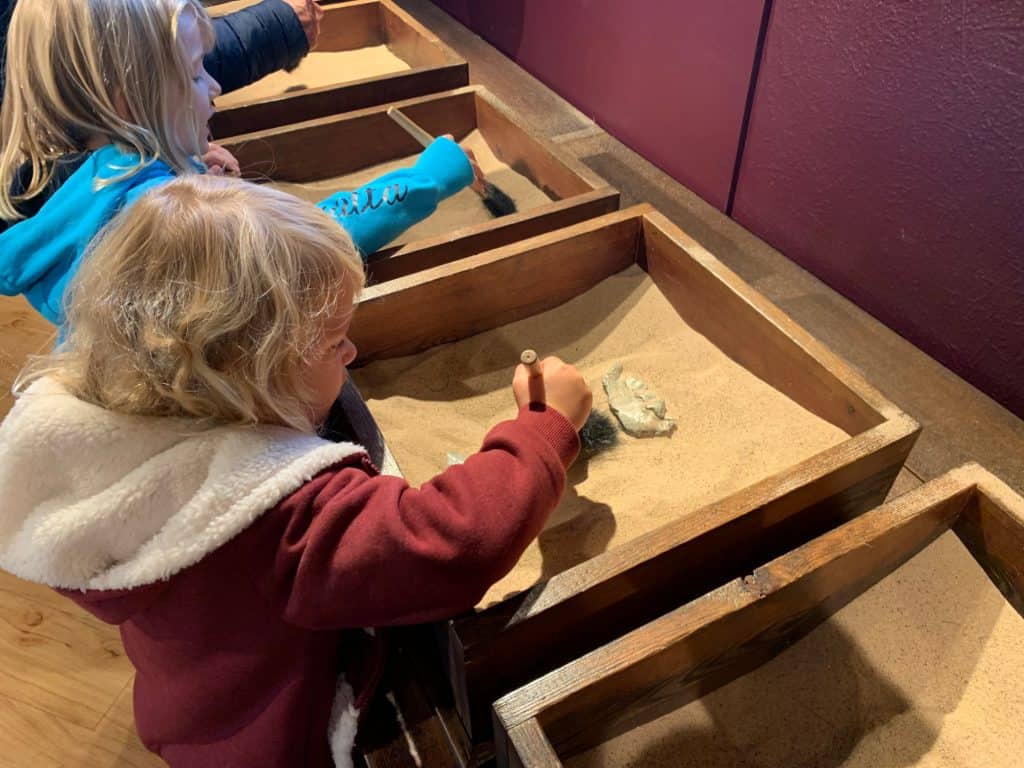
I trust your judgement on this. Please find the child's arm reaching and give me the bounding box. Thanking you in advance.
[205,0,321,95]
[256,357,591,630]
[260,406,578,628]
[317,136,476,257]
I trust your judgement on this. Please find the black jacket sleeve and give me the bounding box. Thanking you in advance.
[205,0,310,95]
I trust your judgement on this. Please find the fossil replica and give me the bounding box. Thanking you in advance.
[602,363,677,438]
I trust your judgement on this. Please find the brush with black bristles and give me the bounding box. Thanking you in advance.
[520,349,619,457]
[387,106,518,218]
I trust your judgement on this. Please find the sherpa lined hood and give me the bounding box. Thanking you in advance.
[0,378,364,599]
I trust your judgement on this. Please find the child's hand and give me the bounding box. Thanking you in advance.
[464,147,486,194]
[284,0,324,49]
[203,143,241,177]
[514,356,593,431]
[441,134,486,193]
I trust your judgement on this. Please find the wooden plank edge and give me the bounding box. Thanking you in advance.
[640,209,910,425]
[358,204,653,306]
[491,465,979,766]
[457,413,919,643]
[505,720,560,768]
[366,188,620,285]
[219,85,480,146]
[214,61,467,118]
[451,420,917,738]
[379,0,465,62]
[952,462,1024,617]
[472,86,614,193]
[352,212,642,363]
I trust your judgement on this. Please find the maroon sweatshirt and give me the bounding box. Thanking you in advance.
[59,406,579,767]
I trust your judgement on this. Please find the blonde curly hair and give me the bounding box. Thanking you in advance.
[0,0,214,220]
[18,175,366,433]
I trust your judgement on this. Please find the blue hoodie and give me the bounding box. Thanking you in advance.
[317,136,474,255]
[0,140,473,326]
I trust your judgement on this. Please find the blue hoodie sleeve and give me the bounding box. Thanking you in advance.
[206,0,309,95]
[317,137,475,258]
[0,147,175,326]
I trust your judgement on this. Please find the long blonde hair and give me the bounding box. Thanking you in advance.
[0,0,214,220]
[18,176,366,433]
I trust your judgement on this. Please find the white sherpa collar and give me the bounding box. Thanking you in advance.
[0,378,364,591]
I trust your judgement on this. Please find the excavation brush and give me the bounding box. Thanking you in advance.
[520,349,618,457]
[387,106,518,218]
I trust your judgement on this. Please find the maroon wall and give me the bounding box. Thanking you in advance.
[434,0,1024,417]
[733,0,1024,416]
[432,0,765,211]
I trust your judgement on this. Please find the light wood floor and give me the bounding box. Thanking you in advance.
[0,296,52,419]
[0,297,164,767]
[0,571,163,768]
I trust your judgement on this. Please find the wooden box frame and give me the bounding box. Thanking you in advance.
[209,0,468,137]
[349,204,921,744]
[220,86,620,274]
[492,463,1024,766]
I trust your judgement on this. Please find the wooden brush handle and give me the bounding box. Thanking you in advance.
[387,107,435,149]
[520,349,542,376]
[389,106,489,203]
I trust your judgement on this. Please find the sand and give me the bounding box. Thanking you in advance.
[206,0,264,15]
[350,265,850,608]
[215,46,412,108]
[567,528,1024,768]
[272,130,554,248]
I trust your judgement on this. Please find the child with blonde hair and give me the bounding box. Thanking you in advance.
[1,0,322,99]
[0,0,478,326]
[0,175,591,767]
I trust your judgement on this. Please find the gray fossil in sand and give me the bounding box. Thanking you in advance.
[602,363,677,437]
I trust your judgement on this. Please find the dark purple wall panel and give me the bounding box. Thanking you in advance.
[432,0,765,211]
[734,0,1024,416]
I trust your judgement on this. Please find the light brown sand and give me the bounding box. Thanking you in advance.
[205,0,263,15]
[272,130,553,248]
[350,265,850,608]
[568,529,1024,768]
[215,46,411,108]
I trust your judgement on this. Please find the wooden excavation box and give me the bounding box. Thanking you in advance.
[492,463,1024,766]
[345,205,921,755]
[209,0,468,136]
[221,86,620,272]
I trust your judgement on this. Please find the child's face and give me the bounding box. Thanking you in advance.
[304,304,359,426]
[175,9,220,154]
